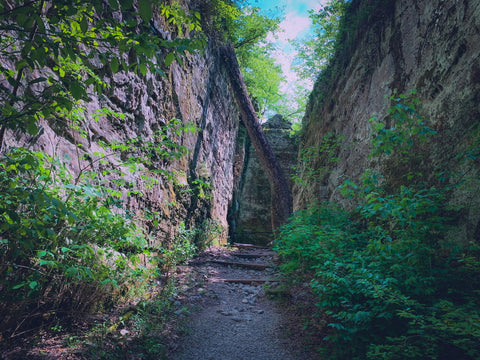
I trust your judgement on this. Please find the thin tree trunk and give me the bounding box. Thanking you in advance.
[220,43,292,231]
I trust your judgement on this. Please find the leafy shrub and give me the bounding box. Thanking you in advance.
[275,91,480,359]
[0,148,152,336]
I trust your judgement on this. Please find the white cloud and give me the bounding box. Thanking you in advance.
[250,0,329,101]
[278,13,311,42]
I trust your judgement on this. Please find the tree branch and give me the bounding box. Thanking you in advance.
[220,42,292,231]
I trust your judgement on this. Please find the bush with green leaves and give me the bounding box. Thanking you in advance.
[275,91,480,359]
[0,148,153,335]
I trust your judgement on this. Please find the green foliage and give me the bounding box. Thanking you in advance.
[232,6,283,116]
[156,222,197,283]
[292,132,343,188]
[199,0,242,39]
[0,0,204,138]
[0,110,200,335]
[176,219,224,253]
[0,148,151,327]
[292,0,350,80]
[370,90,437,158]
[237,44,284,115]
[275,92,480,359]
[200,1,284,116]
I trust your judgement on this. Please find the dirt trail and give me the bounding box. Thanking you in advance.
[169,246,308,360]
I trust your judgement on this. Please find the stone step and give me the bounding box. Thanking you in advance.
[208,259,271,270]
[232,242,270,250]
[214,278,279,284]
[232,252,277,259]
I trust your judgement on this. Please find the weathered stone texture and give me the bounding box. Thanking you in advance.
[4,40,240,245]
[297,0,480,240]
[232,115,298,245]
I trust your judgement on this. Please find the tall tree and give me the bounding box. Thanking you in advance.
[200,0,284,116]
[220,42,292,230]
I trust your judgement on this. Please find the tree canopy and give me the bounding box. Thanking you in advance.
[291,0,350,80]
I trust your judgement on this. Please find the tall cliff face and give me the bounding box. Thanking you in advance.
[3,38,240,245]
[296,0,480,239]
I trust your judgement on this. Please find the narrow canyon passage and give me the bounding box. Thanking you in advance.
[169,246,309,360]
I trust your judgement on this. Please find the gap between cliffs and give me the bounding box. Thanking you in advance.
[168,44,306,359]
[219,43,292,232]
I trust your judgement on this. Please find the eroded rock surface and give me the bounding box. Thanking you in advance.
[4,39,240,245]
[231,115,298,245]
[296,0,480,240]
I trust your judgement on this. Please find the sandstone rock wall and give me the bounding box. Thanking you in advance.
[3,35,240,246]
[296,0,480,240]
[231,115,298,245]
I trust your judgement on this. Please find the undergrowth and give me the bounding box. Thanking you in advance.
[0,140,220,356]
[275,91,480,359]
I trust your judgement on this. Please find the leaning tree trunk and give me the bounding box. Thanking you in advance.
[220,43,292,231]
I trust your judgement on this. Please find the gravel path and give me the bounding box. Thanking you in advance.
[169,246,306,360]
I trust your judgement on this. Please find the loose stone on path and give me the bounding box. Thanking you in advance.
[169,246,303,360]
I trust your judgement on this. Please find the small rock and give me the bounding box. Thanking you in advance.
[175,308,187,315]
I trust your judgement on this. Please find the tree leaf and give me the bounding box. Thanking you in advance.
[175,54,183,67]
[120,0,134,10]
[164,52,175,67]
[138,0,153,23]
[110,57,119,73]
[12,283,26,290]
[39,260,55,266]
[80,15,88,33]
[69,81,85,100]
[28,77,47,85]
[108,0,119,10]
[26,119,38,135]
[65,267,79,277]
[138,63,148,76]
[15,59,28,71]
